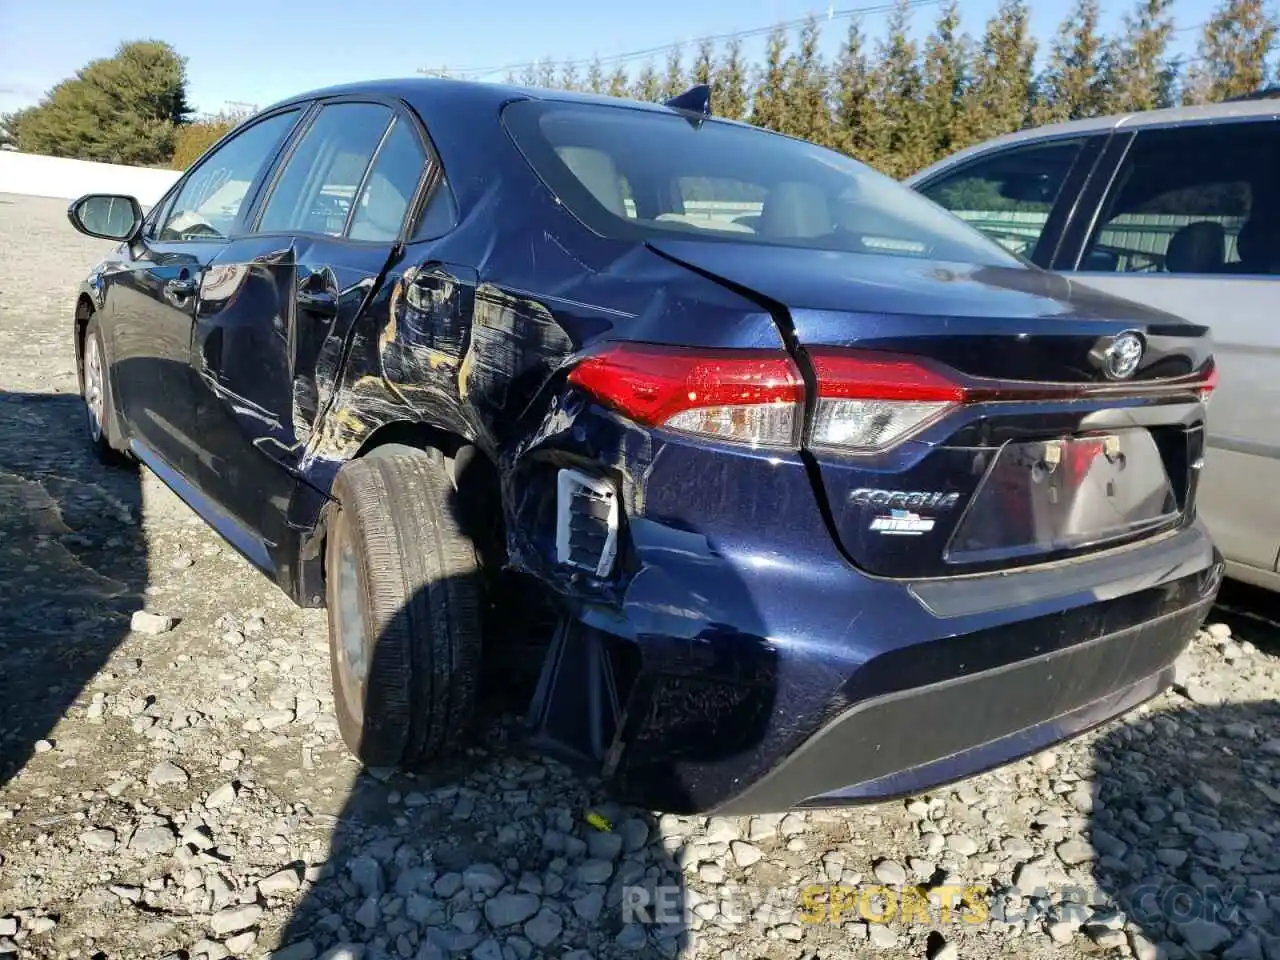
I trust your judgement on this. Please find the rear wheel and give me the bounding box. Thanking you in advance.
[82,316,127,465]
[325,446,483,768]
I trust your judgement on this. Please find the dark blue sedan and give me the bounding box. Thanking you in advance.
[66,78,1223,814]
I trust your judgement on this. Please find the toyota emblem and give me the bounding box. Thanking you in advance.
[1100,331,1144,380]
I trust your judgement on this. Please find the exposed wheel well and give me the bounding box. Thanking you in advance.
[312,421,507,586]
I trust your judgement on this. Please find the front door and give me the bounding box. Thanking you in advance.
[110,108,304,485]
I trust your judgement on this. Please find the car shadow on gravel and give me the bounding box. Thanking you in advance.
[269,482,738,959]
[0,391,146,789]
[1086,698,1280,959]
[271,594,695,959]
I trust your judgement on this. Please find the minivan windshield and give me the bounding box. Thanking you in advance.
[502,99,1023,267]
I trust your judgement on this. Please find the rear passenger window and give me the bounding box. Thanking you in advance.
[916,139,1085,261]
[349,118,426,241]
[259,103,393,237]
[1081,122,1280,275]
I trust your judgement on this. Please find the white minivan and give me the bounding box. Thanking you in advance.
[907,96,1280,592]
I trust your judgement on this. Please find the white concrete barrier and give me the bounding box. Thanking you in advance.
[0,152,181,205]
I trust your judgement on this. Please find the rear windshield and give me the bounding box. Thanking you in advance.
[502,99,1021,267]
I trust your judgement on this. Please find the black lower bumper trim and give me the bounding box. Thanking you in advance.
[714,597,1211,815]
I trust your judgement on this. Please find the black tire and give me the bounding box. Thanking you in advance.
[325,445,483,768]
[81,315,128,465]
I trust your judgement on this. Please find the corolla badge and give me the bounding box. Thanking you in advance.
[1098,331,1144,380]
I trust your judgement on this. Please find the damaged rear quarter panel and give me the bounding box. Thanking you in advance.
[293,104,788,602]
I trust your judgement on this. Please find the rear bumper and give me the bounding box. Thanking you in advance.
[597,516,1222,815]
[716,595,1209,814]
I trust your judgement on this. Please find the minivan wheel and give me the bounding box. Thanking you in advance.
[82,316,127,465]
[325,446,483,769]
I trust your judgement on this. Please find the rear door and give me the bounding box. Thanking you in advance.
[188,98,434,552]
[1054,119,1280,582]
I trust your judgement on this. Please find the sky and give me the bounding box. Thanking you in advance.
[0,0,1221,118]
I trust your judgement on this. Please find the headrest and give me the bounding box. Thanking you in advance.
[759,181,831,239]
[556,146,626,217]
[1165,221,1225,274]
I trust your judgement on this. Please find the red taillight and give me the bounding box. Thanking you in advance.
[569,345,1217,454]
[809,352,967,403]
[806,349,1218,452]
[567,344,804,447]
[808,350,964,451]
[1199,363,1218,403]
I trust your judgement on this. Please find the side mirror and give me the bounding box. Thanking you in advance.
[67,194,144,242]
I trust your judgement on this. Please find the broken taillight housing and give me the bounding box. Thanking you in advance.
[567,344,804,448]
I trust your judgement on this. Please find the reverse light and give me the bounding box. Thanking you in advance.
[567,344,804,447]
[808,350,963,451]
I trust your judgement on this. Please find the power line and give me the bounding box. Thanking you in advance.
[434,7,1211,83]
[437,0,946,80]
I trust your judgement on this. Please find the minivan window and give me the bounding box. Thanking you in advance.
[1081,122,1280,275]
[916,139,1086,260]
[502,100,1022,267]
[259,102,394,237]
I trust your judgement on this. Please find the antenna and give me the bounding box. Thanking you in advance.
[663,84,712,127]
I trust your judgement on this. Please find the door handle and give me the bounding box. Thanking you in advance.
[297,288,338,317]
[165,277,197,300]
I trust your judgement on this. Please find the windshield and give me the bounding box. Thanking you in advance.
[502,99,1022,267]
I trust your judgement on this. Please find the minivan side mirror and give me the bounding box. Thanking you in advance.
[67,194,144,242]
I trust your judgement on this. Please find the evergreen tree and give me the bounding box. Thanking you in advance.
[632,61,664,102]
[559,62,581,92]
[663,46,686,98]
[713,38,750,120]
[691,38,715,87]
[1035,0,1108,123]
[586,57,606,94]
[0,109,30,150]
[11,39,191,164]
[1106,0,1177,111]
[781,16,832,145]
[956,0,1037,149]
[832,18,874,160]
[750,26,790,132]
[920,2,969,164]
[517,63,538,87]
[607,66,630,98]
[866,0,932,176]
[1183,0,1278,103]
[535,58,557,89]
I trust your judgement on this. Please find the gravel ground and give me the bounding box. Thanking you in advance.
[2,191,1280,960]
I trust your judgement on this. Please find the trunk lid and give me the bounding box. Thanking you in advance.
[648,240,1215,577]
